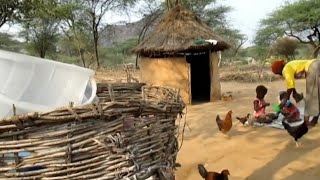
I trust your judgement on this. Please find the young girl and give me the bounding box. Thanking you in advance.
[279,91,301,122]
[253,85,278,123]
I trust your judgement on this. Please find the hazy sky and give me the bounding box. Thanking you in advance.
[221,0,286,46]
[1,0,286,46]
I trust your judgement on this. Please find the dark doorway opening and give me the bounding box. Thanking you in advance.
[186,52,211,103]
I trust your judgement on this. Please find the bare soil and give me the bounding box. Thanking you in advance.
[96,69,320,180]
[175,79,320,180]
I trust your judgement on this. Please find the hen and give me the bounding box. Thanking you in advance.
[236,113,250,126]
[198,164,230,180]
[282,120,308,147]
[216,110,233,135]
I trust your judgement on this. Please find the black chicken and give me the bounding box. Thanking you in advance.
[282,120,308,147]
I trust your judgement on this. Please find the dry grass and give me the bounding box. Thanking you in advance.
[133,5,229,56]
[95,68,140,83]
[96,64,281,84]
[219,64,282,83]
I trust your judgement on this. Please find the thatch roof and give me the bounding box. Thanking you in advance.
[133,5,230,56]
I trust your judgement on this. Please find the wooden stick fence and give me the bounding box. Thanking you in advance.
[0,83,185,180]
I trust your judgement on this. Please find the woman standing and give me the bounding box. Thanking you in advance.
[271,59,320,126]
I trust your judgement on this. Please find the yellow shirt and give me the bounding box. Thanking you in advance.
[282,59,316,89]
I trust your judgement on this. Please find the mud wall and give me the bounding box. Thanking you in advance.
[140,57,191,104]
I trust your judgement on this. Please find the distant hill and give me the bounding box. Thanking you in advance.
[99,20,142,47]
[99,12,162,47]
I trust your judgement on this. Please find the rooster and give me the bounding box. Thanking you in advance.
[282,120,308,147]
[236,113,250,126]
[198,164,230,180]
[216,110,233,136]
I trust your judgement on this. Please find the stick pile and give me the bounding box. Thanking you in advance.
[0,83,185,179]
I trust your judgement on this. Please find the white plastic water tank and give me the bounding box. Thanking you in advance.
[0,49,97,118]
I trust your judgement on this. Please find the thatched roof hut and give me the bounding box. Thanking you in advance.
[133,5,230,104]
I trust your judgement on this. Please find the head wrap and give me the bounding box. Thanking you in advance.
[271,59,286,75]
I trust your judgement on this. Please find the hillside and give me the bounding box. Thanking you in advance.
[100,21,142,47]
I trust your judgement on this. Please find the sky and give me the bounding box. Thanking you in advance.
[1,0,287,46]
[220,0,286,46]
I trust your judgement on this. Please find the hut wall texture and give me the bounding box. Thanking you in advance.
[140,57,190,104]
[210,51,221,101]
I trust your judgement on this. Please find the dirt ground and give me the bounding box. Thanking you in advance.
[175,79,320,180]
[96,69,320,180]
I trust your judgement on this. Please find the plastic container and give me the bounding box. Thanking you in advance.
[272,104,281,112]
[0,50,97,118]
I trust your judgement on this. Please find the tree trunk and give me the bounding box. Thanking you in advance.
[91,11,100,69]
[93,29,100,68]
[79,48,86,67]
[39,45,46,58]
[233,39,247,57]
[40,51,45,58]
[312,46,320,58]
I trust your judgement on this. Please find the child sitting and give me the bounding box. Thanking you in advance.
[279,91,300,122]
[253,85,278,123]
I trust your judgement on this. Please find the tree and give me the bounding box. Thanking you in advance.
[132,0,163,67]
[271,36,299,60]
[19,0,70,58]
[82,0,136,68]
[0,32,24,52]
[217,28,247,57]
[255,0,320,58]
[0,0,33,28]
[175,0,233,31]
[60,0,95,67]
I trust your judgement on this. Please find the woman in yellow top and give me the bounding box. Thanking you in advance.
[271,59,320,126]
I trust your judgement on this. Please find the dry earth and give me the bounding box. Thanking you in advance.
[175,79,320,180]
[96,69,320,180]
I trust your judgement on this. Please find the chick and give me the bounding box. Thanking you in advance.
[236,113,251,126]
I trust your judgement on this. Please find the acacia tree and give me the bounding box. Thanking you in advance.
[271,37,299,60]
[255,0,320,58]
[59,0,94,67]
[0,0,33,28]
[83,0,136,68]
[19,0,71,58]
[132,0,163,67]
[217,28,247,57]
[0,32,24,52]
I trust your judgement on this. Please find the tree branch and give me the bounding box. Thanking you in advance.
[284,31,309,44]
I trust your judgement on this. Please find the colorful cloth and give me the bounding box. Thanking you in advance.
[253,97,266,118]
[282,101,300,120]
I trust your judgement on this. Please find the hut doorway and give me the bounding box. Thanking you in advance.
[186,52,211,103]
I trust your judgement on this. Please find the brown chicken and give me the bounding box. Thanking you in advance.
[236,113,250,126]
[198,164,230,180]
[216,110,233,135]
